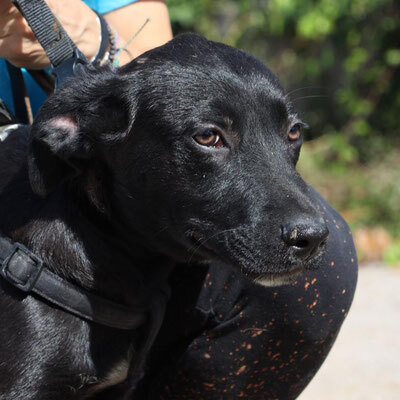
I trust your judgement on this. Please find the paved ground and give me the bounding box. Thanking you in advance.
[298,264,400,400]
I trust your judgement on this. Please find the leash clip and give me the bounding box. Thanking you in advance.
[1,243,44,292]
[52,48,88,90]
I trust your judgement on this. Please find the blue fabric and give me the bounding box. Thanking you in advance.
[0,60,15,115]
[0,61,48,116]
[0,0,137,117]
[84,0,138,14]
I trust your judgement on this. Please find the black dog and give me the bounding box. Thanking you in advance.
[0,34,328,399]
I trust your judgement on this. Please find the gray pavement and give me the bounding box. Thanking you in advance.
[299,264,400,400]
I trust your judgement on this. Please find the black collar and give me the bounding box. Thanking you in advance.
[0,236,149,330]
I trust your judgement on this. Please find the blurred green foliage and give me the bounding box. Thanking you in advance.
[168,0,400,155]
[383,240,400,266]
[168,0,400,239]
[298,139,400,237]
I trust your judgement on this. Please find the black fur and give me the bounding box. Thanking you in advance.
[0,34,327,399]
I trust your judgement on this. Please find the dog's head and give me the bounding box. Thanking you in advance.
[29,33,328,286]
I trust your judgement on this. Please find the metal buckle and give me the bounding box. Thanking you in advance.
[1,243,44,292]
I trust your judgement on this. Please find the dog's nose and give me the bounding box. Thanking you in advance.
[281,218,329,260]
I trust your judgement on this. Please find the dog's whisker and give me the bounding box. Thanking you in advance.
[291,95,329,102]
[151,225,168,239]
[202,227,242,243]
[285,86,324,96]
[185,227,244,264]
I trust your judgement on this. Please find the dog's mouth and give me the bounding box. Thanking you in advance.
[187,231,305,287]
[251,266,303,287]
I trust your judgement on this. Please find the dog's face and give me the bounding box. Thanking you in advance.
[29,34,328,286]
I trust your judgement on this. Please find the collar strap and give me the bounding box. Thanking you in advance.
[0,238,147,330]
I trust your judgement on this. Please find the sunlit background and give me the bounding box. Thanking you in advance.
[167,0,400,398]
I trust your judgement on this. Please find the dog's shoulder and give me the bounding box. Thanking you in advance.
[0,125,30,193]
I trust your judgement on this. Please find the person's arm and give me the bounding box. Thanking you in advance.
[0,0,172,69]
[105,0,172,65]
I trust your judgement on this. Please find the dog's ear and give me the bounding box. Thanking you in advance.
[28,71,135,197]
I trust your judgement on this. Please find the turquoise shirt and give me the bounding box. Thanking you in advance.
[0,0,137,116]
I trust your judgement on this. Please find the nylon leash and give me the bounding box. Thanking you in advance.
[12,0,87,89]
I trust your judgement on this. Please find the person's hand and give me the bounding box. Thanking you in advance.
[0,0,100,69]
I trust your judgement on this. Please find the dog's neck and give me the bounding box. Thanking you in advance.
[0,153,174,308]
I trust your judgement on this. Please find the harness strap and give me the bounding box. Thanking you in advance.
[0,124,21,142]
[0,237,147,330]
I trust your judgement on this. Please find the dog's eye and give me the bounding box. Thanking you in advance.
[194,129,223,148]
[288,124,302,141]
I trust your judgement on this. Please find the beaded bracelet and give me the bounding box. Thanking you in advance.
[92,11,116,65]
